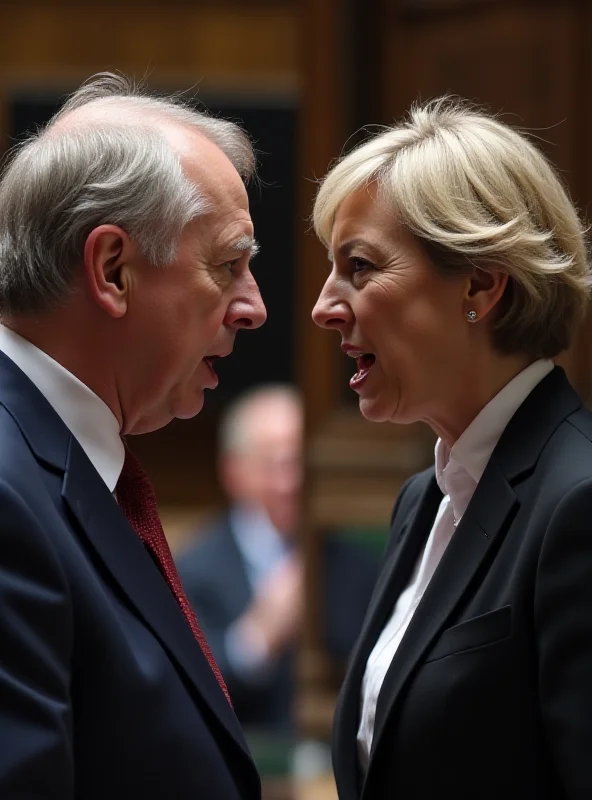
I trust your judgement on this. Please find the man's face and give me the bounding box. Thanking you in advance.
[119,130,266,435]
[223,398,303,537]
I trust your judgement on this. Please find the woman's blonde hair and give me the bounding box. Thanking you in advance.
[313,97,590,358]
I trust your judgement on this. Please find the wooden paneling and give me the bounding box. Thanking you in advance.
[0,2,298,152]
[386,5,580,181]
[0,2,297,84]
[296,0,354,740]
[296,0,350,434]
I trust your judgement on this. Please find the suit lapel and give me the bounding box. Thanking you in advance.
[333,472,442,800]
[61,435,253,761]
[364,462,517,789]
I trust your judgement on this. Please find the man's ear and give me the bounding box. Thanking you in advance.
[463,267,509,323]
[83,225,134,318]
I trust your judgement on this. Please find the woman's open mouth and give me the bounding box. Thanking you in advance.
[350,353,376,390]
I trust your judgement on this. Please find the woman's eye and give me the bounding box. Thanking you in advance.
[352,257,373,273]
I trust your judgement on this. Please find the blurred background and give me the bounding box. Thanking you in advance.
[2,0,592,797]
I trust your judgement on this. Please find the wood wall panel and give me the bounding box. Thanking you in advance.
[297,0,356,740]
[386,5,580,185]
[0,3,298,106]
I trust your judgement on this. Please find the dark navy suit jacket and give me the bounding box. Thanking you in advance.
[0,352,260,799]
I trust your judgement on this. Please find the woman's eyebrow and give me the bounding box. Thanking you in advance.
[334,238,382,260]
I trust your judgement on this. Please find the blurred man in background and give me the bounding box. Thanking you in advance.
[177,385,379,730]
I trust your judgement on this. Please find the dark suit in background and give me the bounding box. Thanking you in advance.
[333,368,592,800]
[177,511,379,730]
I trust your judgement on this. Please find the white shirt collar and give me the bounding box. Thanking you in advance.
[0,324,125,492]
[435,359,554,522]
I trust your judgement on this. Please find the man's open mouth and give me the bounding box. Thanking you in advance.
[203,356,219,376]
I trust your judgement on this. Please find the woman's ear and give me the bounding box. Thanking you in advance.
[83,225,133,318]
[463,267,509,323]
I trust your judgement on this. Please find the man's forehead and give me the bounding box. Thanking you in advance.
[50,100,221,165]
[51,100,251,233]
[50,100,172,133]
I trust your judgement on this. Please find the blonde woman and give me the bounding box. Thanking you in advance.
[312,99,592,799]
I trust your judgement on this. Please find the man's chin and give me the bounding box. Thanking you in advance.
[126,416,175,435]
[127,396,205,435]
[174,394,206,420]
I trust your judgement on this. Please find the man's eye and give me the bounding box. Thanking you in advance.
[221,259,239,272]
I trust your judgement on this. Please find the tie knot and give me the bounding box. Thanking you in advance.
[119,444,147,486]
[116,444,160,533]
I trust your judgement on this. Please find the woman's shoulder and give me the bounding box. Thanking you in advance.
[390,466,437,524]
[565,401,592,446]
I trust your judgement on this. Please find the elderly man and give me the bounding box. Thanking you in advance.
[177,386,379,731]
[0,74,266,799]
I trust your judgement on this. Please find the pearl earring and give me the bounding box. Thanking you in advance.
[467,310,478,323]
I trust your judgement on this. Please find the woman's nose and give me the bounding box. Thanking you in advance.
[312,279,350,330]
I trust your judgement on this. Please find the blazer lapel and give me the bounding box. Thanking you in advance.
[333,473,442,800]
[364,463,517,787]
[62,434,254,763]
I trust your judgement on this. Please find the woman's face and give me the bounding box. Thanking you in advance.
[312,184,473,427]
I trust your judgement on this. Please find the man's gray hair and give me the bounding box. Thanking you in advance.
[219,384,301,455]
[0,73,255,315]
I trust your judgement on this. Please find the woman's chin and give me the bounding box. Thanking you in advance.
[358,396,391,423]
[358,389,402,424]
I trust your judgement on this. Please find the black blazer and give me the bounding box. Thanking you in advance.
[177,514,379,730]
[0,352,260,800]
[333,367,592,800]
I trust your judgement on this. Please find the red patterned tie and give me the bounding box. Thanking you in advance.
[116,446,232,705]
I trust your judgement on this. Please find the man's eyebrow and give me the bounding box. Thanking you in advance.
[231,235,259,258]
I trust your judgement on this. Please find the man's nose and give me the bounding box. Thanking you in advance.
[228,275,267,330]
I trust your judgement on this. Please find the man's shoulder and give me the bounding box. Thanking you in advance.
[0,403,39,485]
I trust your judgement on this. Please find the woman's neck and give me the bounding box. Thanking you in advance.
[423,353,539,449]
